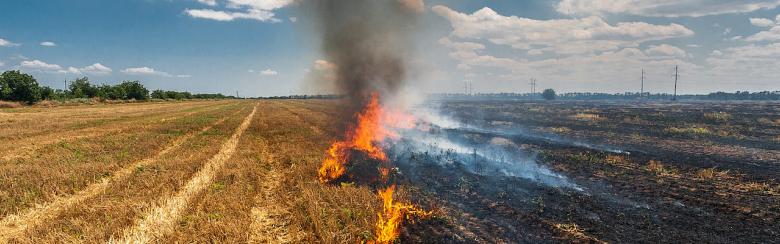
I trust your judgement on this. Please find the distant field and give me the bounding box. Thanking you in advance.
[1,99,778,243]
[0,100,380,243]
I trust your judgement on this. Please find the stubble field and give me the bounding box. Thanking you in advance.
[1,99,778,243]
[0,100,383,243]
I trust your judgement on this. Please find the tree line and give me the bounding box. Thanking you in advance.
[0,70,233,104]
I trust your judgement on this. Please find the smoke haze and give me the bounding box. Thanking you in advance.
[303,0,422,110]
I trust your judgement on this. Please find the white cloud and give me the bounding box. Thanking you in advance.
[21,59,62,71]
[746,26,780,42]
[225,0,293,11]
[750,18,775,27]
[0,61,4,67]
[314,59,336,71]
[185,8,279,22]
[430,5,749,93]
[711,50,724,56]
[645,44,688,58]
[121,67,172,77]
[433,6,693,55]
[59,67,81,75]
[723,27,732,35]
[527,49,544,56]
[288,17,297,22]
[187,0,294,22]
[40,41,57,47]
[260,69,278,75]
[0,38,20,47]
[556,0,780,17]
[80,63,112,75]
[197,0,217,6]
[20,60,112,75]
[176,74,192,78]
[705,43,780,82]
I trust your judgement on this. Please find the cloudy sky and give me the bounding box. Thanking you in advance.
[1,0,779,96]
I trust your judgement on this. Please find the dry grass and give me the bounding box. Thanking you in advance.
[0,101,22,108]
[604,155,630,166]
[646,160,679,176]
[553,223,605,243]
[0,100,384,243]
[665,126,711,136]
[113,104,257,243]
[549,126,571,133]
[0,104,243,242]
[734,182,778,194]
[696,168,730,180]
[4,101,252,243]
[704,112,732,121]
[273,101,379,243]
[571,113,604,121]
[0,101,231,158]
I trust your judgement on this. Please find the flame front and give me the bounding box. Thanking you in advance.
[317,93,428,243]
[371,185,432,244]
[317,93,414,183]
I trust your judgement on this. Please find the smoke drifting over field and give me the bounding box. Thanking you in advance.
[395,108,582,190]
[304,0,422,109]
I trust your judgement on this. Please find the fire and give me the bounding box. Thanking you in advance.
[317,92,429,243]
[371,185,432,244]
[317,93,414,183]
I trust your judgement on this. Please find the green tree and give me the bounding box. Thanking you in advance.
[39,86,56,100]
[542,88,556,100]
[97,84,127,100]
[0,70,41,103]
[69,77,98,98]
[151,90,166,99]
[118,81,149,100]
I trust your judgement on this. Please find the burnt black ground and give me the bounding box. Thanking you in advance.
[395,100,779,243]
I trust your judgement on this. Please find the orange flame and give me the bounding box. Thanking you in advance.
[370,185,432,244]
[318,93,414,183]
[317,92,429,243]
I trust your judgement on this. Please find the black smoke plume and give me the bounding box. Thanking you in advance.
[303,0,421,111]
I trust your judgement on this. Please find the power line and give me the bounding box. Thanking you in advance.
[672,65,679,101]
[641,68,645,97]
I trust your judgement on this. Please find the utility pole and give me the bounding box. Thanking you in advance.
[529,78,537,99]
[236,90,239,99]
[64,79,68,91]
[641,69,645,98]
[672,65,679,101]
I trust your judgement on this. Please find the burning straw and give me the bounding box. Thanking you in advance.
[303,0,429,242]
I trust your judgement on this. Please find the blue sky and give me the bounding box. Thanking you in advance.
[1,0,779,96]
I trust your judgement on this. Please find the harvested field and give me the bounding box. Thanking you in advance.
[1,99,778,243]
